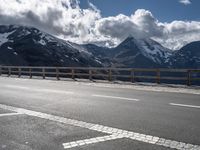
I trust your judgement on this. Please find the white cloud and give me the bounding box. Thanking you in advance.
[0,0,199,50]
[0,0,101,42]
[155,21,200,49]
[96,9,200,49]
[179,0,192,5]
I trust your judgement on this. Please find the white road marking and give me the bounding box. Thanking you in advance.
[0,104,199,150]
[35,89,74,95]
[5,85,30,90]
[92,94,139,101]
[63,134,124,149]
[4,85,74,95]
[0,112,23,117]
[170,103,200,109]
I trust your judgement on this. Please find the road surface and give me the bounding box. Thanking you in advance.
[0,77,200,150]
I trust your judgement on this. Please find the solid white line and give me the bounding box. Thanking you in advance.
[170,103,200,109]
[0,112,23,117]
[4,85,74,95]
[63,134,124,149]
[92,94,139,101]
[0,103,199,150]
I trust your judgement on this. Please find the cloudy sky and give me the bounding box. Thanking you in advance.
[0,0,200,50]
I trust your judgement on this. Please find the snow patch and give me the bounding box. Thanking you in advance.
[7,46,13,50]
[0,31,15,46]
[43,33,54,42]
[16,28,31,38]
[72,58,79,62]
[95,58,102,64]
[38,39,46,46]
[22,29,31,36]
[13,52,18,55]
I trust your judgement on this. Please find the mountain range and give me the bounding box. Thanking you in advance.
[0,25,199,68]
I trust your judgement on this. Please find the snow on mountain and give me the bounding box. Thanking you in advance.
[0,25,199,69]
[117,36,172,63]
[108,36,173,68]
[137,38,172,63]
[0,30,15,46]
[0,25,103,67]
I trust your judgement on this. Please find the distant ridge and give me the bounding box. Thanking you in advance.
[0,25,199,68]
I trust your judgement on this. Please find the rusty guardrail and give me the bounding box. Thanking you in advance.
[0,66,200,86]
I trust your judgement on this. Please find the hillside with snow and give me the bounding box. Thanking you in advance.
[106,36,173,68]
[0,25,199,69]
[0,25,103,67]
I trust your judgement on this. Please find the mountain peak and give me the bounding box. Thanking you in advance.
[114,35,172,65]
[127,34,136,39]
[0,25,199,68]
[181,41,200,51]
[124,35,137,42]
[178,41,200,57]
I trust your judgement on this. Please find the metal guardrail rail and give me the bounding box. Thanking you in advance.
[0,66,200,86]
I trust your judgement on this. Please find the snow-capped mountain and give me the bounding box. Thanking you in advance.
[0,25,199,69]
[107,36,173,68]
[0,25,103,67]
[169,41,200,68]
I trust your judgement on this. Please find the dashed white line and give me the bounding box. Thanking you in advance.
[0,104,199,150]
[5,85,29,90]
[170,103,200,109]
[4,85,74,95]
[0,112,23,117]
[36,89,74,95]
[92,94,139,101]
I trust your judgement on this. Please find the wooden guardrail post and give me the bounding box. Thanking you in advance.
[0,66,2,76]
[108,69,112,81]
[42,68,45,79]
[89,69,92,81]
[71,69,75,79]
[131,69,135,83]
[29,68,32,79]
[8,67,11,77]
[187,70,191,86]
[156,69,160,84]
[18,68,21,78]
[56,67,60,80]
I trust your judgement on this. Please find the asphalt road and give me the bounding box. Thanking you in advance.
[0,77,200,150]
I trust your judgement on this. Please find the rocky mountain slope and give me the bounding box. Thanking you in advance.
[169,41,200,68]
[108,36,172,68]
[0,25,103,67]
[0,25,199,68]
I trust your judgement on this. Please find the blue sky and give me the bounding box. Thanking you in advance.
[80,0,200,22]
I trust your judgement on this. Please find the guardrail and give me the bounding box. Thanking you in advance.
[0,66,200,86]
